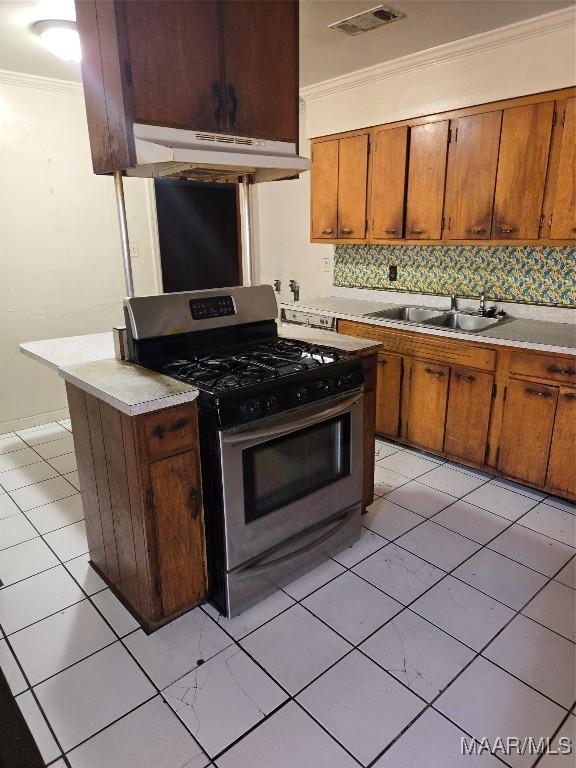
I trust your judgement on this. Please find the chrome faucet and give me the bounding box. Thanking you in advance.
[288,280,300,302]
[478,286,487,316]
[450,294,458,312]
[273,279,281,293]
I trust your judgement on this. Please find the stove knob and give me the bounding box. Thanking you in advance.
[296,386,309,402]
[324,378,336,394]
[242,399,262,419]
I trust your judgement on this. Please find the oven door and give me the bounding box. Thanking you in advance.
[219,389,363,570]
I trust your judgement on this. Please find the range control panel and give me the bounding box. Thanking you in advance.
[190,295,236,320]
[281,308,337,331]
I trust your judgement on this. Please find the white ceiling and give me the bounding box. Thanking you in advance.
[0,0,573,87]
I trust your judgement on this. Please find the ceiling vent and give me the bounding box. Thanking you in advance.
[329,5,404,36]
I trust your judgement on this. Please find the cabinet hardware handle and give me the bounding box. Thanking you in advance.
[151,417,189,439]
[410,228,424,235]
[547,366,575,376]
[227,84,238,129]
[341,227,353,234]
[498,225,519,234]
[572,226,576,232]
[526,388,552,397]
[322,228,333,235]
[467,227,486,235]
[425,368,445,377]
[187,487,199,520]
[564,392,576,400]
[379,359,387,365]
[456,373,476,382]
[212,81,223,124]
[384,229,397,234]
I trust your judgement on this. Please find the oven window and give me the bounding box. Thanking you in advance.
[243,415,351,523]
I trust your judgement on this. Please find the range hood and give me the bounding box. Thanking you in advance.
[124,123,310,183]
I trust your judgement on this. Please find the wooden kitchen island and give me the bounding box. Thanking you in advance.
[20,326,380,632]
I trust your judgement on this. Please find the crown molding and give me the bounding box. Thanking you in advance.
[300,8,575,102]
[0,69,83,95]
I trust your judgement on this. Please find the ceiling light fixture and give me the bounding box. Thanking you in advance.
[32,19,81,62]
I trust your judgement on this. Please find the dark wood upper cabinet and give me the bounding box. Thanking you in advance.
[370,126,409,240]
[405,121,449,240]
[550,97,576,239]
[492,102,555,239]
[446,111,502,240]
[220,1,298,142]
[75,0,299,174]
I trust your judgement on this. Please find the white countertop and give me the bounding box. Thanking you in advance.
[20,325,380,416]
[282,297,576,356]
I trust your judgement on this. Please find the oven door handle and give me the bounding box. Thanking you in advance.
[221,391,362,447]
[237,507,357,575]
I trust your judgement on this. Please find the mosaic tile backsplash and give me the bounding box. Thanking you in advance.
[333,245,576,307]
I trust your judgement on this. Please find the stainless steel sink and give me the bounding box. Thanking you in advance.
[366,306,446,322]
[426,312,505,332]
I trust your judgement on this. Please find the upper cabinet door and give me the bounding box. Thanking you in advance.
[492,102,554,239]
[370,126,408,240]
[122,1,223,133]
[310,140,339,239]
[337,134,369,240]
[405,121,449,239]
[220,1,298,142]
[550,98,576,239]
[446,111,502,240]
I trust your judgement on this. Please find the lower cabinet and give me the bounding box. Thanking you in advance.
[444,367,494,465]
[375,353,402,437]
[547,388,576,497]
[406,360,450,452]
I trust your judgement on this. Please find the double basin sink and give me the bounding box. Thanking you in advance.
[365,305,510,333]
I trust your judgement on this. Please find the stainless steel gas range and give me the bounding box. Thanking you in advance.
[124,285,363,617]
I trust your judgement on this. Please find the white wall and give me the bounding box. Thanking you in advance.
[252,107,333,305]
[253,9,575,298]
[0,73,159,432]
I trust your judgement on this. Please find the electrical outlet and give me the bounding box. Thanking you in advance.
[129,241,139,260]
[322,256,331,273]
[389,264,397,281]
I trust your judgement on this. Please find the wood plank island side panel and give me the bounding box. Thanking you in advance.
[359,351,378,509]
[311,139,339,239]
[83,392,121,586]
[65,383,106,575]
[446,111,502,240]
[492,101,555,239]
[370,126,409,240]
[405,120,449,240]
[98,401,142,614]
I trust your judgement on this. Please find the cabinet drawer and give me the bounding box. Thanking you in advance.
[141,404,198,460]
[338,320,495,371]
[510,351,576,384]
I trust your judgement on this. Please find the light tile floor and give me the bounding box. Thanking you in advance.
[0,425,574,767]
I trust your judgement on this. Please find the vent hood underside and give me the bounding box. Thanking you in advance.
[124,123,310,183]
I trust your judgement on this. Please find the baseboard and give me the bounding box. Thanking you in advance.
[0,408,70,436]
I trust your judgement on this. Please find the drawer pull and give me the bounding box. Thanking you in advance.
[467,227,487,235]
[322,228,333,235]
[151,417,189,439]
[547,365,575,376]
[456,373,476,382]
[340,227,353,235]
[498,225,519,234]
[379,359,388,366]
[425,368,445,377]
[563,392,576,401]
[410,228,424,235]
[384,229,397,234]
[526,388,552,398]
[187,487,199,520]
